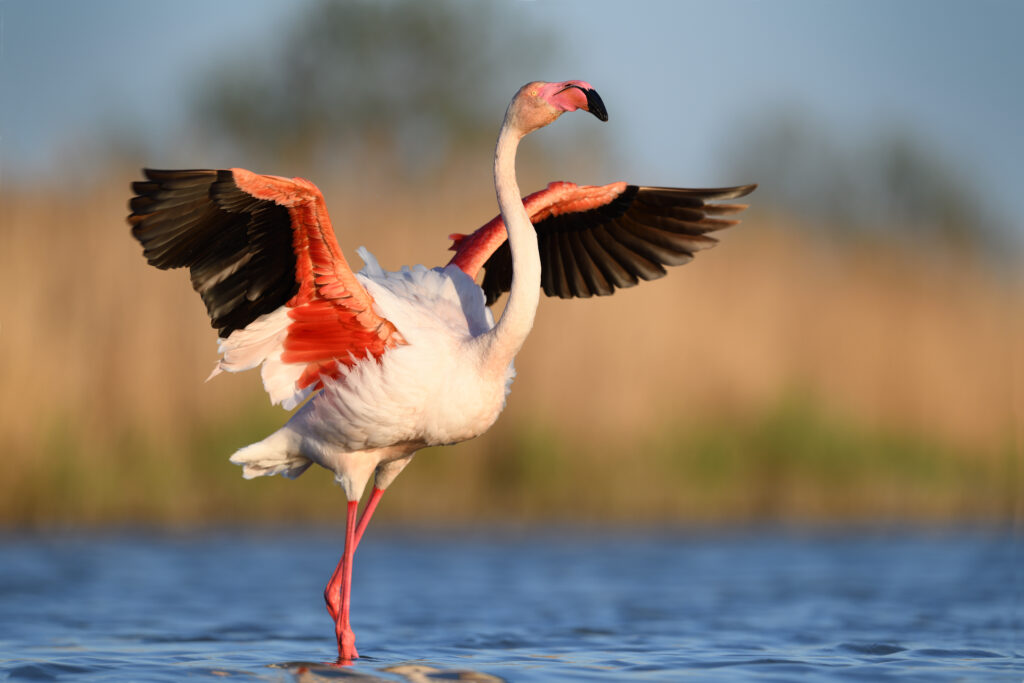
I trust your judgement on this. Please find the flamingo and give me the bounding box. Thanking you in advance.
[128,80,755,661]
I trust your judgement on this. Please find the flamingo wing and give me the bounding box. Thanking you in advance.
[129,168,403,406]
[449,181,757,305]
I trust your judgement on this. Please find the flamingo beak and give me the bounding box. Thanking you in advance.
[557,84,608,122]
[583,88,608,122]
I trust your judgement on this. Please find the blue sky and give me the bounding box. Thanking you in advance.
[2,0,1021,235]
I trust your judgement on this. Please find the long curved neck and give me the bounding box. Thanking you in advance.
[478,121,541,373]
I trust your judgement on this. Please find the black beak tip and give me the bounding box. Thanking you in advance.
[585,89,609,122]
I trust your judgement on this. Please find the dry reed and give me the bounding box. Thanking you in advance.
[1,167,1019,526]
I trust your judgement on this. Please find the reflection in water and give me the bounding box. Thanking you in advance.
[278,661,505,682]
[384,664,505,682]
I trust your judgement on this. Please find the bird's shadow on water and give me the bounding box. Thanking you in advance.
[273,658,507,682]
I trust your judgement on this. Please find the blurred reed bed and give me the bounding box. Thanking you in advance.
[0,168,1020,527]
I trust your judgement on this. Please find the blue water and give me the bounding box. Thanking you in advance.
[0,528,1020,681]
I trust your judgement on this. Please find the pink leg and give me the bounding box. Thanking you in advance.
[329,500,359,660]
[322,487,386,659]
[324,488,386,620]
[353,486,385,549]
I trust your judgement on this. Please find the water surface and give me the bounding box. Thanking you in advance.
[1,528,1020,681]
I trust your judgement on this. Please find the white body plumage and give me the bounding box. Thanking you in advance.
[229,248,515,499]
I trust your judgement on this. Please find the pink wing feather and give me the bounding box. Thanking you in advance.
[130,168,404,403]
[449,180,756,305]
[448,181,628,280]
[230,169,404,393]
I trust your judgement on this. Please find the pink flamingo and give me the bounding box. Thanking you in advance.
[129,80,755,661]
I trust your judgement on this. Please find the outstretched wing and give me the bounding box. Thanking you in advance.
[449,181,756,305]
[129,168,403,407]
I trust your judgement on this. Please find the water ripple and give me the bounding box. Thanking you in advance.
[0,529,1020,681]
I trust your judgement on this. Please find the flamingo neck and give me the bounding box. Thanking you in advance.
[478,122,541,374]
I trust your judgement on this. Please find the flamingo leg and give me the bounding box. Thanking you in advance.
[325,500,360,661]
[353,486,385,549]
[323,487,386,658]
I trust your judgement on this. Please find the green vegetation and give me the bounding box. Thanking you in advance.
[6,394,1014,528]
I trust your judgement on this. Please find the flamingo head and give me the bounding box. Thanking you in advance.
[507,80,608,134]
